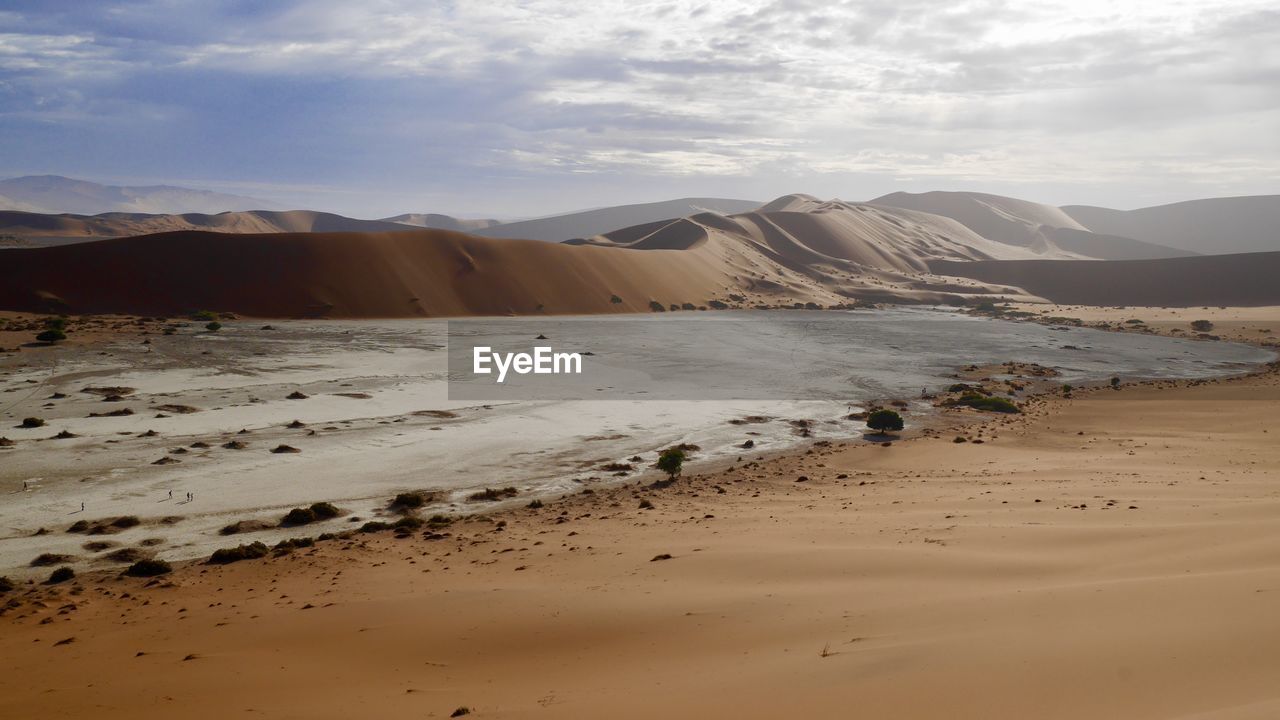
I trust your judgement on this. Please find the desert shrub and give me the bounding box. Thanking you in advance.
[358,521,391,533]
[527,498,544,509]
[656,447,685,479]
[0,576,14,593]
[944,393,1021,413]
[125,559,172,577]
[281,507,317,526]
[426,514,453,527]
[208,542,269,564]
[205,321,222,332]
[36,329,66,343]
[866,409,904,433]
[46,567,75,584]
[191,310,218,322]
[649,301,665,312]
[1191,319,1214,331]
[390,492,427,510]
[111,516,141,529]
[30,553,71,567]
[392,516,424,530]
[1062,384,1073,395]
[1110,377,1121,387]
[609,294,623,304]
[708,299,729,309]
[273,537,314,553]
[309,502,341,520]
[20,417,45,428]
[106,548,145,563]
[67,520,90,533]
[467,487,518,502]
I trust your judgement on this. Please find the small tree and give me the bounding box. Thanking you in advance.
[656,448,685,480]
[866,409,904,433]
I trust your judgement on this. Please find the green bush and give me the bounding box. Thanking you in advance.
[656,447,685,479]
[36,329,66,343]
[866,409,904,433]
[359,521,391,533]
[125,559,172,577]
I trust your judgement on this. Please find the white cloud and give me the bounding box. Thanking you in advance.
[1,0,1277,214]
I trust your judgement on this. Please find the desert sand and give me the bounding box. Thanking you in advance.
[2,308,1278,720]
[0,208,1039,318]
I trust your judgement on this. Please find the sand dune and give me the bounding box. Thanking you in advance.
[1064,195,1280,255]
[0,209,417,239]
[379,213,499,232]
[475,197,762,241]
[874,190,1193,260]
[0,200,1048,317]
[931,250,1280,306]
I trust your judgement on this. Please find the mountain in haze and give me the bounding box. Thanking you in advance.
[0,175,279,215]
[1062,196,1280,255]
[871,191,1195,261]
[380,213,501,232]
[474,197,763,242]
[0,209,414,239]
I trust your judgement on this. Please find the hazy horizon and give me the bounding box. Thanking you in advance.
[2,1,1277,217]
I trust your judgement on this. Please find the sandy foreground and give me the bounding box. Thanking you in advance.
[1,310,1279,719]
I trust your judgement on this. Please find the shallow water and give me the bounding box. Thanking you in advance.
[0,308,1272,572]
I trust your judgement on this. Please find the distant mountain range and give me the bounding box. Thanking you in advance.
[0,175,280,215]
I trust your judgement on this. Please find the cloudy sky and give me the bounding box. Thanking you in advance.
[1,0,1277,217]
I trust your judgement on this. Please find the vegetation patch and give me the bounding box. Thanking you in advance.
[124,559,172,577]
[943,393,1021,413]
[208,542,269,564]
[467,487,519,502]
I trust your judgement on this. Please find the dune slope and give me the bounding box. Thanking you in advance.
[874,190,1192,260]
[1063,195,1280,255]
[0,209,415,238]
[0,199,1063,317]
[931,251,1280,306]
